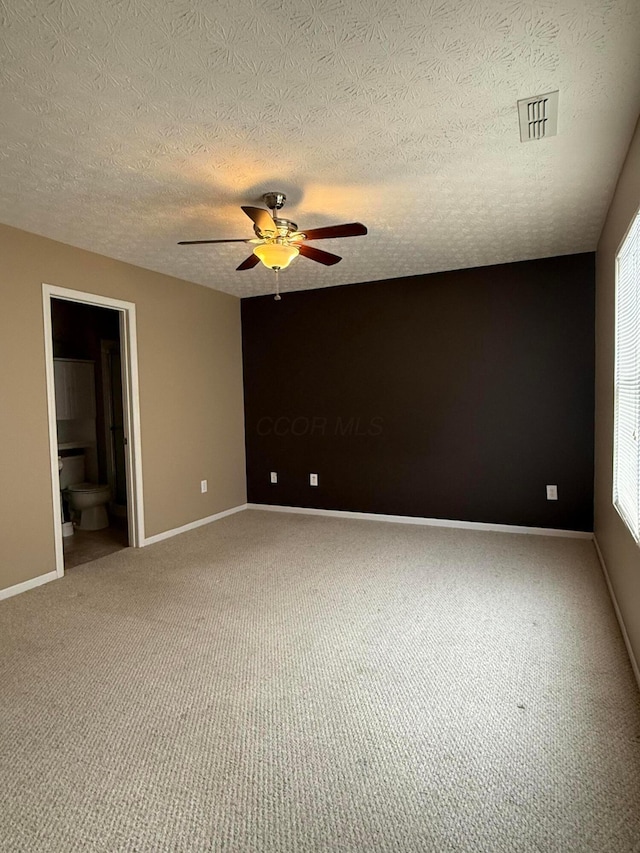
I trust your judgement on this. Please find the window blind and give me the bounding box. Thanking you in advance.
[614,208,640,541]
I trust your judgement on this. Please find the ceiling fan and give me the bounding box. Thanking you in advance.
[178,192,367,293]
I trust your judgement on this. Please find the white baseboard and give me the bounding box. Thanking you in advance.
[246,503,593,539]
[0,503,592,603]
[0,570,58,602]
[593,536,640,690]
[143,503,247,546]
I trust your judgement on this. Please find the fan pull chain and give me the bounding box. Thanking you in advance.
[274,269,281,301]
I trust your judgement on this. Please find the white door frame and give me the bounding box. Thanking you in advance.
[42,284,145,577]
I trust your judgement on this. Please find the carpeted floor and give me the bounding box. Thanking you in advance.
[1,510,639,852]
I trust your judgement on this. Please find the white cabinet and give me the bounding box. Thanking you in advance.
[54,359,96,420]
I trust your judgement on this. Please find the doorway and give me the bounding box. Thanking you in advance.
[43,285,144,577]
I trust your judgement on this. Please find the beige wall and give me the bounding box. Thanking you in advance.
[594,116,640,680]
[0,224,246,592]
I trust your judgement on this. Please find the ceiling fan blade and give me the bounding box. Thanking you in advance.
[178,238,250,245]
[236,254,260,271]
[297,244,342,266]
[301,222,368,241]
[241,206,279,237]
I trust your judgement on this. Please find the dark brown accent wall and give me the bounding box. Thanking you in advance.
[242,253,595,530]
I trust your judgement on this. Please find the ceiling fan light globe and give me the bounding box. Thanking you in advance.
[253,242,299,270]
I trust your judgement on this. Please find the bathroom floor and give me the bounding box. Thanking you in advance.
[63,518,128,569]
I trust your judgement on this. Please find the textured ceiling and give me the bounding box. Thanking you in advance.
[1,0,639,298]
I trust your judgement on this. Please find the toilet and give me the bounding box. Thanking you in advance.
[60,454,111,531]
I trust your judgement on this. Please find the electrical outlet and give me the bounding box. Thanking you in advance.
[270,471,278,484]
[200,479,208,494]
[310,473,318,487]
[546,484,558,500]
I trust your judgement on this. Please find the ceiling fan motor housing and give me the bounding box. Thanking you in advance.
[253,218,299,239]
